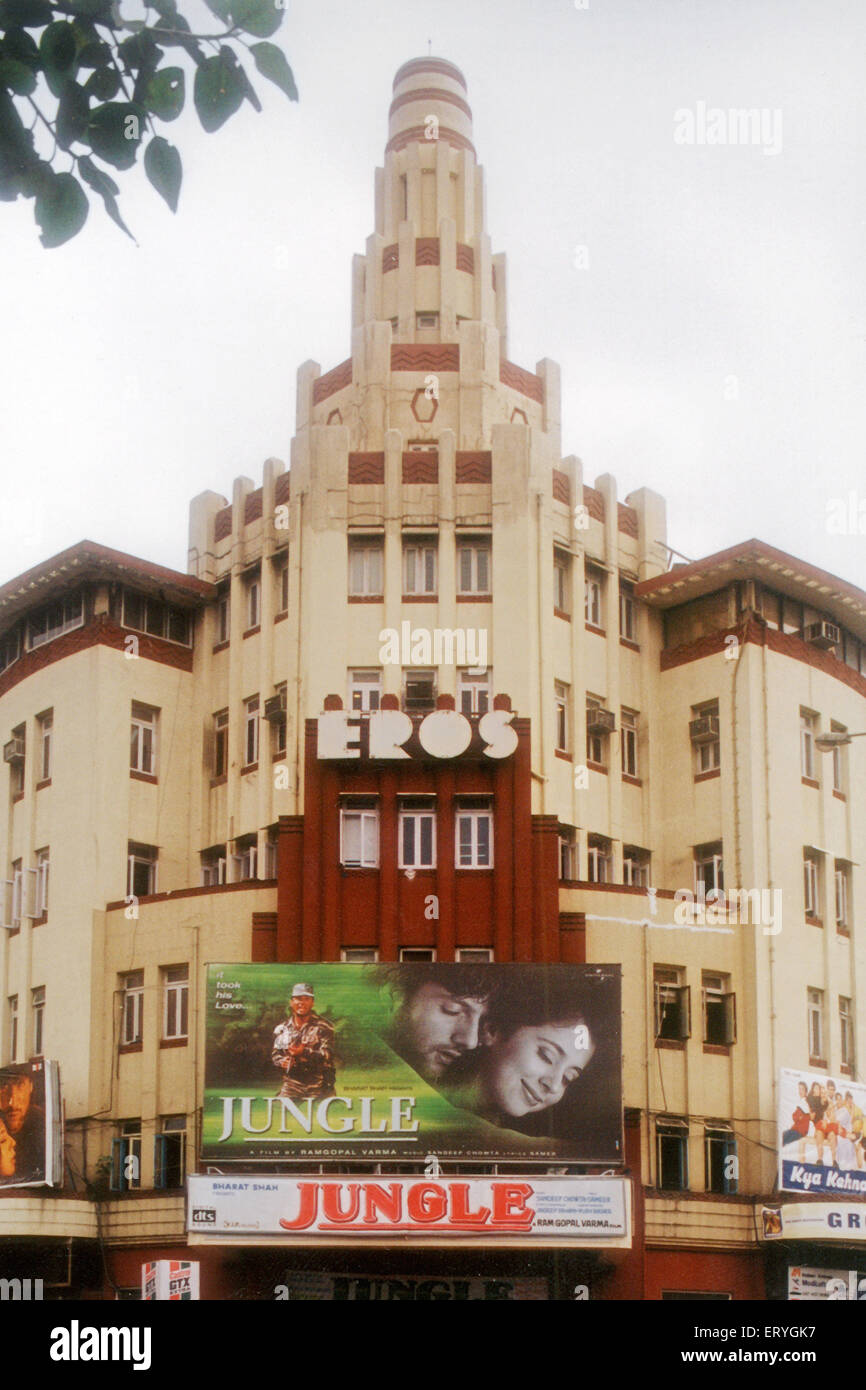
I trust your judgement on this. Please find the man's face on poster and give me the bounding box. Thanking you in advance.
[0,1076,33,1134]
[403,984,490,1080]
[290,995,314,1022]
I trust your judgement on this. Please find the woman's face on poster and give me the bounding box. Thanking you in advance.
[483,1020,594,1117]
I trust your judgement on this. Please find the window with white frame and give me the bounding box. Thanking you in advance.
[656,1117,689,1190]
[702,972,736,1046]
[264,827,279,879]
[162,965,189,1040]
[455,799,493,868]
[201,846,226,887]
[559,826,578,882]
[270,688,287,759]
[691,700,720,775]
[9,859,22,928]
[212,709,228,779]
[803,851,821,920]
[245,571,261,630]
[8,996,18,1062]
[244,696,259,767]
[695,842,724,899]
[621,708,638,777]
[26,592,83,650]
[232,835,257,882]
[399,947,436,962]
[341,948,379,962]
[808,987,825,1061]
[349,670,382,713]
[554,550,570,614]
[348,540,384,597]
[800,709,817,780]
[586,696,611,766]
[555,681,570,753]
[835,861,850,933]
[127,842,158,899]
[456,948,494,963]
[121,970,144,1046]
[587,834,612,884]
[112,1119,142,1192]
[654,966,690,1041]
[705,1124,737,1194]
[458,669,491,716]
[37,710,52,783]
[0,628,20,676]
[340,799,379,868]
[840,996,855,1070]
[585,568,603,628]
[122,591,191,646]
[8,724,24,798]
[35,847,49,917]
[130,702,157,776]
[457,541,490,595]
[403,540,437,596]
[830,722,846,793]
[622,845,650,888]
[399,799,437,869]
[274,554,289,615]
[215,587,230,644]
[619,580,637,642]
[31,986,44,1055]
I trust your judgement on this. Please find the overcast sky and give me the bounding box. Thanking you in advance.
[2,0,864,589]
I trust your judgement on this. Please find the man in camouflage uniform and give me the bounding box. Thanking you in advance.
[272,983,336,1101]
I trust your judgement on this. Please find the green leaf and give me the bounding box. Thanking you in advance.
[34,170,88,247]
[0,56,36,95]
[77,40,112,68]
[0,0,51,28]
[56,80,91,146]
[249,41,297,100]
[86,101,143,170]
[228,0,282,38]
[145,65,184,120]
[39,21,76,73]
[84,64,120,100]
[144,134,180,211]
[203,0,232,22]
[78,152,134,240]
[193,50,243,132]
[118,31,162,73]
[2,27,40,65]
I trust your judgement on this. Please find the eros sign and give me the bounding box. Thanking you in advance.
[317,707,518,761]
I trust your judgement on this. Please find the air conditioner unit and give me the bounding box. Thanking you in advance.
[3,737,24,764]
[405,678,436,712]
[689,715,720,744]
[803,621,841,650]
[586,707,616,736]
[263,691,287,722]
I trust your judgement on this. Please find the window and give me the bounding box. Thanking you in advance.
[840,996,855,1071]
[702,972,736,1046]
[9,859,22,928]
[655,966,690,1041]
[111,1119,142,1192]
[127,842,158,899]
[269,688,287,759]
[274,556,289,615]
[455,799,493,868]
[619,580,636,641]
[37,711,52,783]
[800,709,817,780]
[458,670,491,716]
[695,842,724,899]
[830,723,846,793]
[585,568,603,628]
[201,846,226,887]
[155,1115,186,1190]
[213,709,228,778]
[399,800,437,869]
[404,669,436,712]
[808,987,825,1062]
[340,799,379,868]
[621,708,638,778]
[27,592,83,650]
[31,986,45,1055]
[341,948,379,962]
[587,834,612,884]
[8,996,18,1062]
[8,724,24,798]
[705,1125,737,1194]
[416,311,439,330]
[121,971,144,1046]
[264,827,279,879]
[0,628,20,676]
[349,670,382,713]
[559,826,578,882]
[803,852,821,920]
[232,835,257,882]
[554,550,570,613]
[349,540,384,597]
[456,948,494,963]
[215,587,230,644]
[835,862,850,934]
[623,846,650,888]
[130,702,157,776]
[403,540,437,596]
[163,966,189,1041]
[245,572,261,630]
[555,681,570,753]
[691,701,720,774]
[122,591,191,646]
[457,541,490,595]
[586,697,613,766]
[35,847,49,917]
[244,696,259,767]
[656,1118,688,1190]
[399,948,436,962]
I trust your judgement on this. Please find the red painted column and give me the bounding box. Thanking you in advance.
[301,720,323,960]
[321,765,340,961]
[493,755,514,962]
[379,766,399,960]
[531,815,561,962]
[437,767,456,960]
[276,816,304,960]
[512,718,533,960]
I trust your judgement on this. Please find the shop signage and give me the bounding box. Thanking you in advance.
[787,1266,864,1300]
[317,707,518,761]
[763,1204,866,1242]
[274,1271,548,1300]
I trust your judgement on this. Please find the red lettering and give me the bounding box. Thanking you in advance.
[363,1183,402,1224]
[321,1183,361,1224]
[278,1182,319,1230]
[406,1182,448,1223]
[449,1182,491,1226]
[491,1183,534,1228]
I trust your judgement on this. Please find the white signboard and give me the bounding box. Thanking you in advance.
[188,1175,631,1247]
[317,708,517,761]
[762,1204,866,1242]
[788,1266,859,1300]
[141,1260,200,1300]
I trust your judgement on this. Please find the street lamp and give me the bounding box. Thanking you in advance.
[814,731,866,752]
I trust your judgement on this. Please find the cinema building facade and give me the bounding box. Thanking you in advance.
[1,57,865,1301]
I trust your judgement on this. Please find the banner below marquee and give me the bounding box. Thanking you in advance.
[187,1175,632,1247]
[778,1067,866,1196]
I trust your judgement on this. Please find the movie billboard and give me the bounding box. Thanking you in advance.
[778,1067,866,1196]
[203,963,622,1162]
[0,1059,62,1188]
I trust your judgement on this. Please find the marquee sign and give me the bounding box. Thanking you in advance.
[317,708,518,762]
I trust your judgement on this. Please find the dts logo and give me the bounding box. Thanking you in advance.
[192,1208,216,1224]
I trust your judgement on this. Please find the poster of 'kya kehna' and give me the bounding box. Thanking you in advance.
[203,963,622,1163]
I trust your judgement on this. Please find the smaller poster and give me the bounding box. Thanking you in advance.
[0,1059,61,1188]
[788,1266,857,1300]
[778,1067,866,1196]
[141,1261,200,1300]
[762,1203,866,1242]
